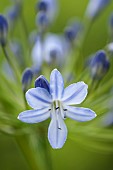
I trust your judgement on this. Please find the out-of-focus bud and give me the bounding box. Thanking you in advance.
[90,50,110,80]
[31,65,41,77]
[36,11,49,32]
[108,13,113,38]
[31,36,43,68]
[101,112,113,127]
[36,0,58,24]
[109,13,113,28]
[38,0,48,12]
[2,61,14,81]
[21,68,33,92]
[6,4,21,28]
[29,30,38,45]
[44,33,65,66]
[85,0,110,20]
[0,15,8,46]
[10,40,24,67]
[35,75,50,93]
[64,20,82,42]
[10,0,22,6]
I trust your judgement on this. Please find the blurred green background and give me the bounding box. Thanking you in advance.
[0,0,113,170]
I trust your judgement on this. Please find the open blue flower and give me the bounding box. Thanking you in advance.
[18,69,96,149]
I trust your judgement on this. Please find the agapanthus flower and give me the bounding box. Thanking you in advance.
[43,33,65,66]
[31,33,67,68]
[18,69,96,149]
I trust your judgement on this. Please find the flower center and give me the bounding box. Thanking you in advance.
[50,100,67,119]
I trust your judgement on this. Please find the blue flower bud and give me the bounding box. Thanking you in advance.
[85,0,111,20]
[7,5,21,24]
[64,20,82,42]
[21,68,33,92]
[35,75,50,93]
[31,65,41,77]
[108,13,113,37]
[36,0,58,24]
[109,13,113,28]
[101,112,113,127]
[36,11,49,32]
[0,15,8,46]
[90,50,110,79]
[29,30,38,45]
[10,40,24,67]
[37,0,48,12]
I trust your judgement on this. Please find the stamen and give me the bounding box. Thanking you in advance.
[56,107,59,110]
[48,109,51,111]
[58,127,62,130]
[63,109,67,111]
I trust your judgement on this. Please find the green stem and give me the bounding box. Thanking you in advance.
[71,19,92,75]
[15,134,40,170]
[1,45,21,82]
[15,126,53,170]
[20,11,28,40]
[37,126,53,170]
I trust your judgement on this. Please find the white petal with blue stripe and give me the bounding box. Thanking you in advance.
[48,113,67,149]
[65,106,96,122]
[50,69,64,100]
[18,107,50,123]
[62,82,88,105]
[26,87,52,109]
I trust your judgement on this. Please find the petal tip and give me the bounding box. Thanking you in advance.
[94,113,97,118]
[17,115,20,120]
[81,81,88,89]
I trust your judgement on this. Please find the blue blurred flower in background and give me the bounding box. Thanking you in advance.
[0,15,8,46]
[85,0,111,19]
[90,50,110,80]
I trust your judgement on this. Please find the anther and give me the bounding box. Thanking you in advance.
[63,109,67,111]
[56,107,59,110]
[58,127,62,130]
[48,109,51,111]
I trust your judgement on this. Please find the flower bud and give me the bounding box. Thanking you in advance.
[0,15,8,46]
[36,0,58,24]
[6,4,21,27]
[85,0,110,20]
[64,20,82,42]
[35,75,50,93]
[37,0,48,12]
[21,68,33,92]
[108,13,113,38]
[36,11,49,32]
[10,40,24,67]
[90,50,110,80]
